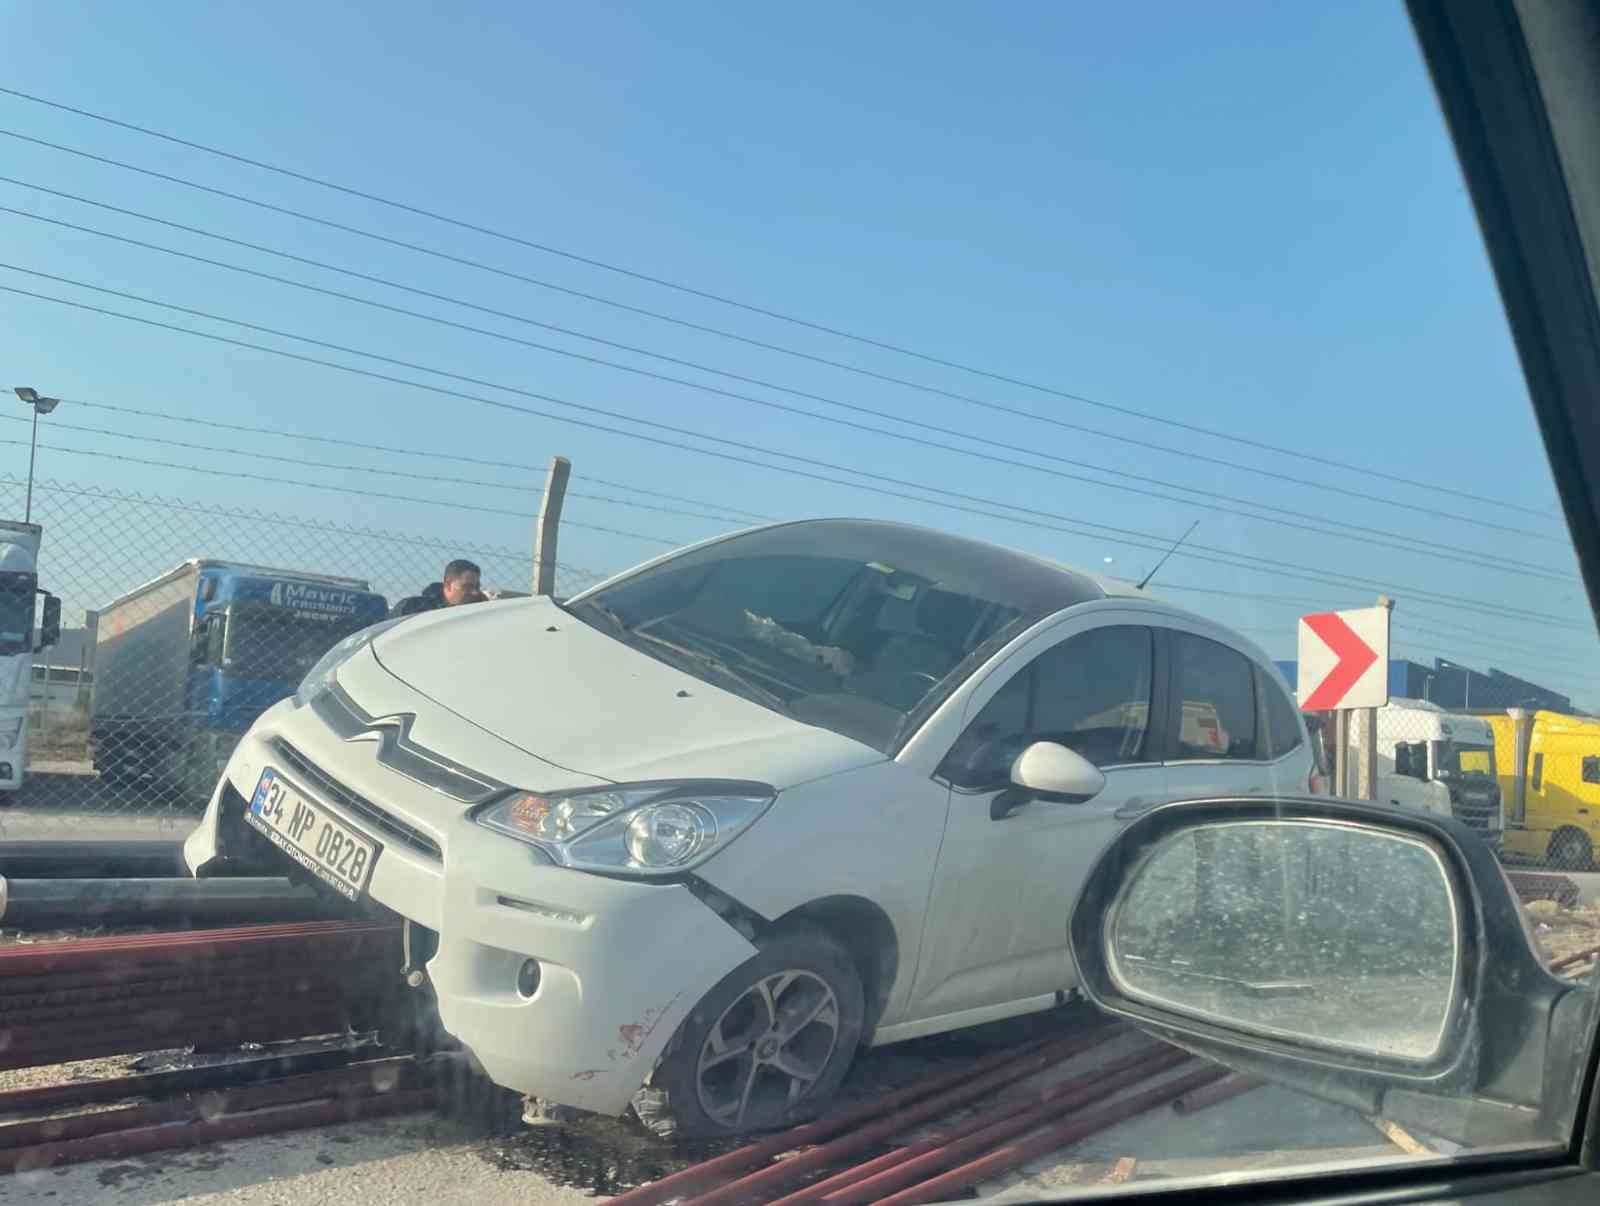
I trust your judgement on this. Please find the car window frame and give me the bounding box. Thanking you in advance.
[1256,663,1308,761]
[935,621,1162,792]
[1156,624,1285,767]
[910,604,1172,787]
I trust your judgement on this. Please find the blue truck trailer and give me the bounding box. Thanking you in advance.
[91,560,388,800]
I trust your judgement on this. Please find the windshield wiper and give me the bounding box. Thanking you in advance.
[629,631,789,712]
[566,598,629,634]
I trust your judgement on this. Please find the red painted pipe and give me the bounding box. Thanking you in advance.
[607,1020,1119,1206]
[1171,1073,1264,1115]
[769,1043,1185,1206]
[0,1058,419,1153]
[0,1088,434,1174]
[1550,944,1600,973]
[0,919,400,977]
[0,1045,384,1114]
[687,1025,1124,1206]
[873,1064,1227,1206]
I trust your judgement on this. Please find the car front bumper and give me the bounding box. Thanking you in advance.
[184,658,759,1115]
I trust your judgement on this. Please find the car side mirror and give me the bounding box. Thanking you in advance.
[1068,797,1597,1145]
[35,593,60,652]
[991,741,1106,819]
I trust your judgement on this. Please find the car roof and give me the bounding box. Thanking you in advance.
[762,520,1277,664]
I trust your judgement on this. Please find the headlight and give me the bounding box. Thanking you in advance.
[294,616,407,708]
[0,717,23,750]
[475,782,775,877]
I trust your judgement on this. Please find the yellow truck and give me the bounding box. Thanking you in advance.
[1489,710,1600,869]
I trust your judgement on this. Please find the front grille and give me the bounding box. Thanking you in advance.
[312,686,504,803]
[1448,783,1501,833]
[273,739,443,862]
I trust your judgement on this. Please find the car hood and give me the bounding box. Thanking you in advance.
[367,596,885,788]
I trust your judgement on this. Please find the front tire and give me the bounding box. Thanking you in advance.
[631,922,865,1139]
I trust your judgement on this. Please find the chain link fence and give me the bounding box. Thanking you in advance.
[2,474,613,819]
[1314,699,1600,873]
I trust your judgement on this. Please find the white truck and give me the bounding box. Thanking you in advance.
[1351,697,1503,849]
[0,521,61,794]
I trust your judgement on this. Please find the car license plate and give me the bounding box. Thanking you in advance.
[244,768,379,901]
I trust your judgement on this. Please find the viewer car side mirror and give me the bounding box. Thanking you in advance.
[35,594,60,652]
[1068,796,1598,1146]
[992,741,1106,820]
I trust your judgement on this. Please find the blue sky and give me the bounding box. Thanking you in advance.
[0,1,1591,701]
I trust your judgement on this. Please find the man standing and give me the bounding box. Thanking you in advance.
[393,559,485,617]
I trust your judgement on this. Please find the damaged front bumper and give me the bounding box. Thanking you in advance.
[184,662,759,1116]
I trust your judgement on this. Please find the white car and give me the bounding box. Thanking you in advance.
[185,519,1315,1136]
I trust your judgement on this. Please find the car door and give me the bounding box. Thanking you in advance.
[903,615,1171,1024]
[1160,627,1309,804]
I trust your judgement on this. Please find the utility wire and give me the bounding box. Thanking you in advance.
[7,475,545,563]
[0,183,1552,547]
[0,438,680,547]
[0,413,740,526]
[1145,580,1590,670]
[2,274,1586,632]
[60,396,772,523]
[0,119,1560,521]
[0,250,1573,584]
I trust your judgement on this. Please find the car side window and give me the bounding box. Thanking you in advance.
[1583,755,1600,786]
[1171,633,1259,761]
[1532,752,1545,791]
[1255,666,1304,760]
[940,625,1153,789]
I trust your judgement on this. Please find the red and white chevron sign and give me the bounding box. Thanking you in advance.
[1297,607,1389,711]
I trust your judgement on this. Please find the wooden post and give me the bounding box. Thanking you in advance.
[532,456,571,597]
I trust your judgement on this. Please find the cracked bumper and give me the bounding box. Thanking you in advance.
[184,691,758,1115]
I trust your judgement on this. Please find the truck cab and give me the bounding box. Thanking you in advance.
[1359,698,1503,849]
[0,522,60,792]
[92,561,386,800]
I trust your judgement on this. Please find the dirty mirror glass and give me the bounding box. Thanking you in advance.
[1110,821,1461,1062]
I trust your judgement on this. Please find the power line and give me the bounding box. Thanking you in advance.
[0,412,741,527]
[0,437,681,547]
[0,251,1573,586]
[1148,580,1591,675]
[1,202,1570,574]
[0,119,1560,522]
[2,473,574,567]
[60,396,772,523]
[0,182,1556,549]
[3,274,1587,633]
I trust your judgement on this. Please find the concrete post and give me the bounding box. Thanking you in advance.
[532,456,572,597]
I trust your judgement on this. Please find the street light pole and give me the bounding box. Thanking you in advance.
[24,403,38,522]
[13,387,60,523]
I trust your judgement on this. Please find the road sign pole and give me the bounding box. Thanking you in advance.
[1333,710,1350,797]
[1357,707,1377,801]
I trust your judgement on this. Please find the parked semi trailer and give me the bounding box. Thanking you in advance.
[91,561,386,800]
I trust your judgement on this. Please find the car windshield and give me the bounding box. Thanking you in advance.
[0,571,33,657]
[225,612,370,681]
[5,4,1600,1203]
[1435,740,1495,778]
[566,520,1103,751]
